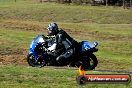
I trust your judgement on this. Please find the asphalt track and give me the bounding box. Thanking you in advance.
[44,66,132,74]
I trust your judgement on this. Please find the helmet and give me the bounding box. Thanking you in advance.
[47,23,59,36]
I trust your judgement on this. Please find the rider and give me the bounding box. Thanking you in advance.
[47,23,78,65]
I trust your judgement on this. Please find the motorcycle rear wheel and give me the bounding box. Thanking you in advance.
[81,54,98,70]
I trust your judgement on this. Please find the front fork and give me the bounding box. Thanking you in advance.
[34,53,43,63]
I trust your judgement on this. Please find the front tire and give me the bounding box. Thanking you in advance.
[27,54,45,67]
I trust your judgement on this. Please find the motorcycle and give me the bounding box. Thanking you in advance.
[27,34,98,70]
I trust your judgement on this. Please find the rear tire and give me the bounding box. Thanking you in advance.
[83,54,98,70]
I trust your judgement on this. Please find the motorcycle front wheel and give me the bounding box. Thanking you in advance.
[27,54,45,67]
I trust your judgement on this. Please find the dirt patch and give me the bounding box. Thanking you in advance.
[0,48,27,55]
[0,19,131,41]
[65,28,132,41]
[0,55,27,65]
[0,20,47,32]
[0,46,28,65]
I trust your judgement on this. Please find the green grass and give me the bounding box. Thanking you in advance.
[0,1,132,24]
[0,65,132,88]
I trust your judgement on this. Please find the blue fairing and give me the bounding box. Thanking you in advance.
[28,35,45,61]
[81,41,98,52]
[29,35,45,54]
[29,41,37,54]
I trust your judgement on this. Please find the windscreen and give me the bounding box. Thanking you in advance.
[33,35,45,43]
[30,35,45,49]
